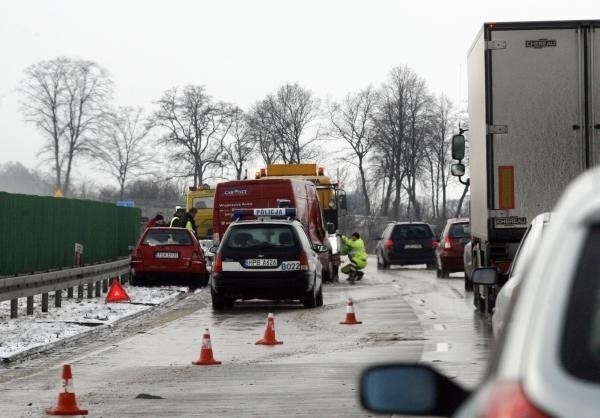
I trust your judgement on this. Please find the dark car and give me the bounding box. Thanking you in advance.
[130,227,209,287]
[434,218,470,278]
[210,218,328,310]
[376,222,437,269]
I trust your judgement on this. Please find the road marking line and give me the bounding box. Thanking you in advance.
[436,343,450,352]
[433,324,446,331]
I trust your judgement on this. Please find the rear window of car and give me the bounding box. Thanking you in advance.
[392,224,433,240]
[143,229,193,246]
[448,223,470,238]
[224,225,298,249]
[560,224,600,383]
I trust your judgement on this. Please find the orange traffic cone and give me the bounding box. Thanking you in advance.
[255,313,283,345]
[192,328,222,365]
[106,278,130,303]
[46,364,88,416]
[340,298,362,325]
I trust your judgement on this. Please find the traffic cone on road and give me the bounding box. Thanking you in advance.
[255,313,283,345]
[46,364,89,416]
[192,328,222,365]
[340,298,362,325]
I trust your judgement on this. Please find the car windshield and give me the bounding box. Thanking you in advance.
[224,225,298,249]
[449,223,470,238]
[143,229,192,246]
[393,225,433,240]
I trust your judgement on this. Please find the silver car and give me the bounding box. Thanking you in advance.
[359,168,600,417]
[491,212,551,337]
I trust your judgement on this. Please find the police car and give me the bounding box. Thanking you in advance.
[210,207,328,310]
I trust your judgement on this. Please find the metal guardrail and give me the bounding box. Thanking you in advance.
[0,258,131,318]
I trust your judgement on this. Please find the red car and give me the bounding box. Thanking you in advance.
[434,218,470,278]
[130,227,209,287]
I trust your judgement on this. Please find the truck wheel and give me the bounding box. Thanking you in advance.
[473,285,484,312]
[464,274,473,291]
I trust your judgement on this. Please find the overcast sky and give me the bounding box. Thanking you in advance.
[0,0,597,176]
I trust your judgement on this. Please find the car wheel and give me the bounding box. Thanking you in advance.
[316,285,323,307]
[130,272,144,287]
[377,252,383,270]
[211,288,233,310]
[302,277,318,308]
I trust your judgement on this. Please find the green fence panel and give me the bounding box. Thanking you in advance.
[0,192,141,277]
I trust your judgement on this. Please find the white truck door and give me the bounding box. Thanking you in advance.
[490,27,585,223]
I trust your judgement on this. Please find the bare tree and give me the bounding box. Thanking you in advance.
[152,85,233,188]
[248,83,321,164]
[19,57,113,196]
[402,73,431,220]
[247,99,280,165]
[422,94,456,220]
[223,107,256,180]
[90,107,155,200]
[329,86,378,215]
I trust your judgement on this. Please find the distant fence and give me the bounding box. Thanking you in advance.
[0,192,141,276]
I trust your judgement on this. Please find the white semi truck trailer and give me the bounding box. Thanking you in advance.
[452,20,600,313]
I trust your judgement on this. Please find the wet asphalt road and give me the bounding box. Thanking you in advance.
[0,256,493,417]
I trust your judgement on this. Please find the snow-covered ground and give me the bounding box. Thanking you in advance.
[0,284,189,360]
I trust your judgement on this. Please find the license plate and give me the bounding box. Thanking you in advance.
[155,252,179,259]
[404,244,422,249]
[245,258,277,267]
[281,261,301,271]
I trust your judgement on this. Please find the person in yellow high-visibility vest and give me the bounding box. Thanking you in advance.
[340,232,367,280]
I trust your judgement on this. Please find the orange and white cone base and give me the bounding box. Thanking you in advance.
[340,298,362,325]
[192,328,222,365]
[256,313,283,345]
[46,364,89,416]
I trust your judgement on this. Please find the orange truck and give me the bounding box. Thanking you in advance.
[254,164,347,280]
[213,177,339,281]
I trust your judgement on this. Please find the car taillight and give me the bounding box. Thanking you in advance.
[192,250,204,262]
[385,239,394,249]
[483,381,553,418]
[213,252,223,273]
[299,250,309,271]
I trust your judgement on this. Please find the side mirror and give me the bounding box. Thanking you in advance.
[326,222,336,235]
[359,364,469,416]
[451,163,465,177]
[313,243,329,253]
[338,193,347,211]
[471,267,499,286]
[452,134,466,160]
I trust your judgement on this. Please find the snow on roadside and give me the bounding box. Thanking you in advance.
[0,285,189,359]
